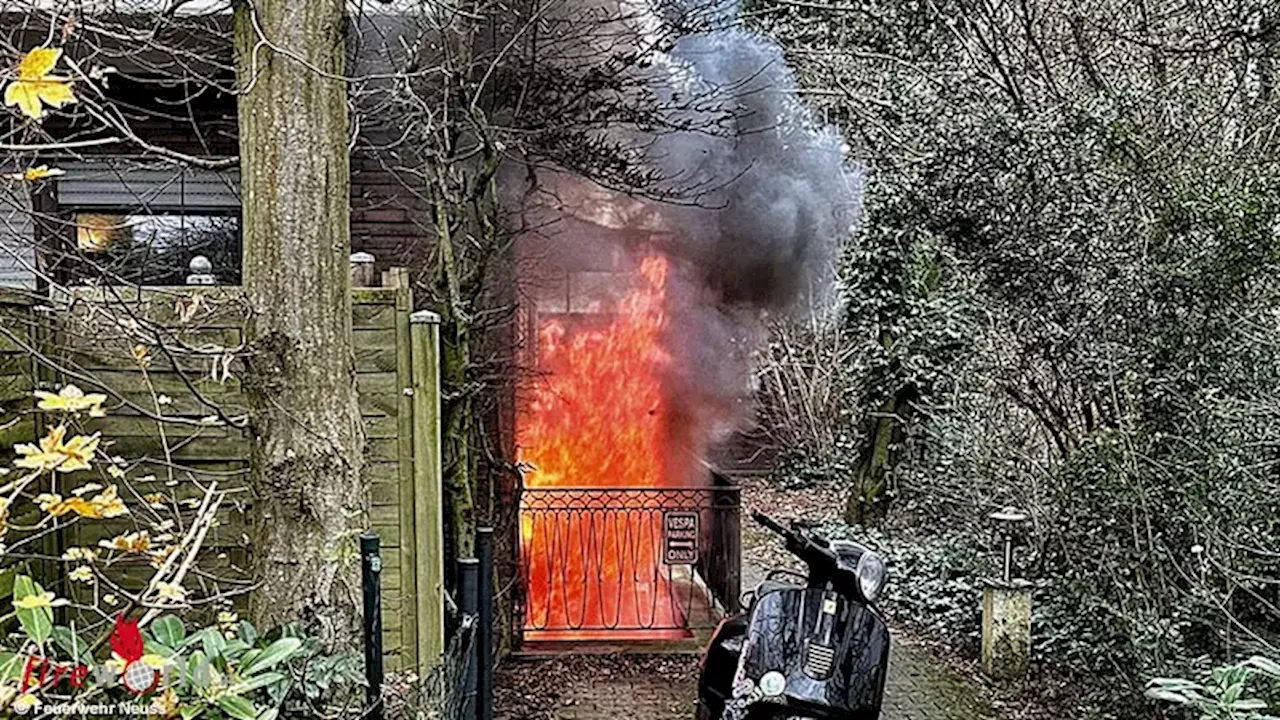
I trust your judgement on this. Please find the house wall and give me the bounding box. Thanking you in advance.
[0,72,432,289]
[0,187,36,289]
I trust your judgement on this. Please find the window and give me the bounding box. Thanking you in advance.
[72,212,241,285]
[49,161,241,286]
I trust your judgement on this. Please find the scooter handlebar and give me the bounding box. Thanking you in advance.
[752,510,838,573]
[751,510,790,537]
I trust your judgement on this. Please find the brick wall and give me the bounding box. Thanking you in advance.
[349,147,434,272]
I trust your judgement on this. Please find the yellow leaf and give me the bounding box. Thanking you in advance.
[140,653,171,669]
[18,47,62,79]
[4,165,65,182]
[35,384,107,414]
[151,687,179,717]
[13,590,67,610]
[37,482,124,518]
[15,424,100,474]
[99,529,151,553]
[149,544,176,568]
[154,581,185,601]
[4,47,76,120]
[11,693,38,713]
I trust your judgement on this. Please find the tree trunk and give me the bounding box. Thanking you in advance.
[844,387,915,527]
[435,200,476,560]
[233,0,364,645]
[429,128,500,562]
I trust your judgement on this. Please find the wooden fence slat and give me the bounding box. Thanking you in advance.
[0,278,432,665]
[391,268,420,671]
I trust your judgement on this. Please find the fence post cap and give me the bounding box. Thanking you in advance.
[411,310,441,324]
[350,251,375,263]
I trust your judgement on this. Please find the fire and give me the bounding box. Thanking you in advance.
[518,254,690,638]
[519,255,670,491]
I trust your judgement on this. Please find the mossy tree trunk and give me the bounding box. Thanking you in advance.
[434,199,477,560]
[844,386,915,527]
[430,133,501,561]
[233,0,364,645]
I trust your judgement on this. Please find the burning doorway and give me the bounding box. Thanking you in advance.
[515,232,741,643]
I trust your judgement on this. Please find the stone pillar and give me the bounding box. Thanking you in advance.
[186,255,216,285]
[981,579,1032,679]
[350,251,377,288]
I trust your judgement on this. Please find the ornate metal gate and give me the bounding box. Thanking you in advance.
[518,482,741,641]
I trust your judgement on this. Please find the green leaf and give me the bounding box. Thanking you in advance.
[0,564,26,600]
[238,620,258,645]
[222,639,250,659]
[216,694,260,720]
[241,638,301,676]
[229,671,286,695]
[51,626,88,663]
[257,709,278,720]
[13,575,53,644]
[1145,688,1194,705]
[188,651,209,687]
[240,648,260,673]
[201,627,227,658]
[0,651,24,684]
[1245,656,1280,679]
[151,615,185,647]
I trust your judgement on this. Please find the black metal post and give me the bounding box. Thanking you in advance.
[360,532,384,720]
[476,527,495,720]
[458,557,480,720]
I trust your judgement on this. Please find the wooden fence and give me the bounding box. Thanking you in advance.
[0,270,443,672]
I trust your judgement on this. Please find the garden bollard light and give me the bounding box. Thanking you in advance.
[981,507,1032,680]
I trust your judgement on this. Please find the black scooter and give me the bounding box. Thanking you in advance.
[695,511,891,720]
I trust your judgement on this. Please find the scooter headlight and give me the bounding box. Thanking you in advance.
[856,551,887,603]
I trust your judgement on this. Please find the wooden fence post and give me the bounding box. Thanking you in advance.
[410,309,445,668]
[350,252,377,288]
[391,269,418,671]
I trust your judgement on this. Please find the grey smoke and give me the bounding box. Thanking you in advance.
[639,25,862,465]
[646,29,861,312]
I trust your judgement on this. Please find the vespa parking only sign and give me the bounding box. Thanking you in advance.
[663,511,699,565]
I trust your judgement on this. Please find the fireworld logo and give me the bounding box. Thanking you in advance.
[19,614,221,700]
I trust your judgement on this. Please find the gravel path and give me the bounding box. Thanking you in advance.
[494,479,996,720]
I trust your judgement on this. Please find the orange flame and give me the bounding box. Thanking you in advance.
[519,255,671,490]
[518,255,690,638]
